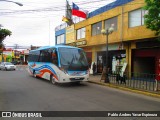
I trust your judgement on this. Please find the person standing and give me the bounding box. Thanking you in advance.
[92,62,96,75]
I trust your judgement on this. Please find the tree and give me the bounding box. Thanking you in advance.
[0,28,12,44]
[144,0,160,36]
[0,43,5,50]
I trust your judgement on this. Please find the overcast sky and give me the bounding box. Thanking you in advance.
[0,0,115,48]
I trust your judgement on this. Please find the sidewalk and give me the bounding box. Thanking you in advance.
[89,74,102,82]
[88,74,160,98]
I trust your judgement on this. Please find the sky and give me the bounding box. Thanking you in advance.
[0,0,115,48]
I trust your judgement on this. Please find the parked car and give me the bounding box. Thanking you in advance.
[11,61,18,65]
[0,62,16,71]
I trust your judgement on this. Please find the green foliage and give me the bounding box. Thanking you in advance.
[0,28,12,44]
[144,0,160,36]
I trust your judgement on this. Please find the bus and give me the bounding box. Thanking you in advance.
[28,45,89,84]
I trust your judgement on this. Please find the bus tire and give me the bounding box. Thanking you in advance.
[33,71,36,78]
[50,75,56,85]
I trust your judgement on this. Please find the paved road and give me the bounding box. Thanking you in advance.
[0,70,160,119]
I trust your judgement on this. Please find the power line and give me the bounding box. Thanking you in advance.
[0,1,121,14]
[0,2,145,18]
[1,0,145,47]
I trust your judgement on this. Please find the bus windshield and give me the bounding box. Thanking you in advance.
[59,47,88,71]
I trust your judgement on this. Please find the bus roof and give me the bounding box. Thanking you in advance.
[30,45,82,52]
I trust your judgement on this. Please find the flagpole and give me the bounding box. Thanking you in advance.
[64,0,74,26]
[65,0,67,18]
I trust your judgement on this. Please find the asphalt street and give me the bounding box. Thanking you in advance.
[0,69,160,119]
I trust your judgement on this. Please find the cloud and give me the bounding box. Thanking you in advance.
[1,0,115,47]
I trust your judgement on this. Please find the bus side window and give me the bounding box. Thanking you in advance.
[39,50,44,62]
[52,50,58,65]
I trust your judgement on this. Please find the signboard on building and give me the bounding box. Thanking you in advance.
[66,25,75,44]
[76,40,87,46]
[101,44,121,51]
[23,50,29,54]
[3,50,13,56]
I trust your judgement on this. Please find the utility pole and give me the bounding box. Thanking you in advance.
[0,24,3,62]
[49,20,50,45]
[120,5,124,50]
[14,44,18,62]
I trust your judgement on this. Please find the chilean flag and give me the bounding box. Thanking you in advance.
[72,2,87,19]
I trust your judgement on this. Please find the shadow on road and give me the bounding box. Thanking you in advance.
[57,82,88,88]
[31,76,88,88]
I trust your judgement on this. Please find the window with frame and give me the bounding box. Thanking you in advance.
[129,9,147,28]
[56,34,65,44]
[28,51,40,62]
[104,17,117,31]
[51,49,58,65]
[76,27,86,40]
[39,49,52,62]
[91,22,102,36]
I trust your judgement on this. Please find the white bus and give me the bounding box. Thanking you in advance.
[28,45,89,84]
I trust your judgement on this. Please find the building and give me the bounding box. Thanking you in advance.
[0,48,14,62]
[55,0,160,76]
[21,49,29,64]
[0,48,29,65]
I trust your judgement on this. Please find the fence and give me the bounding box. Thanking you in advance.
[108,72,159,92]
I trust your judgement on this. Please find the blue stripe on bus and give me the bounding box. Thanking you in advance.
[28,63,57,76]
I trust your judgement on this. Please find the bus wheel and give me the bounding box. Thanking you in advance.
[33,71,36,78]
[50,75,56,85]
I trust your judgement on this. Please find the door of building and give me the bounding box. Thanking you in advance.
[156,55,160,81]
[86,52,92,68]
[97,51,105,73]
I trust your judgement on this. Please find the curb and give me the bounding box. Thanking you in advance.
[88,81,160,98]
